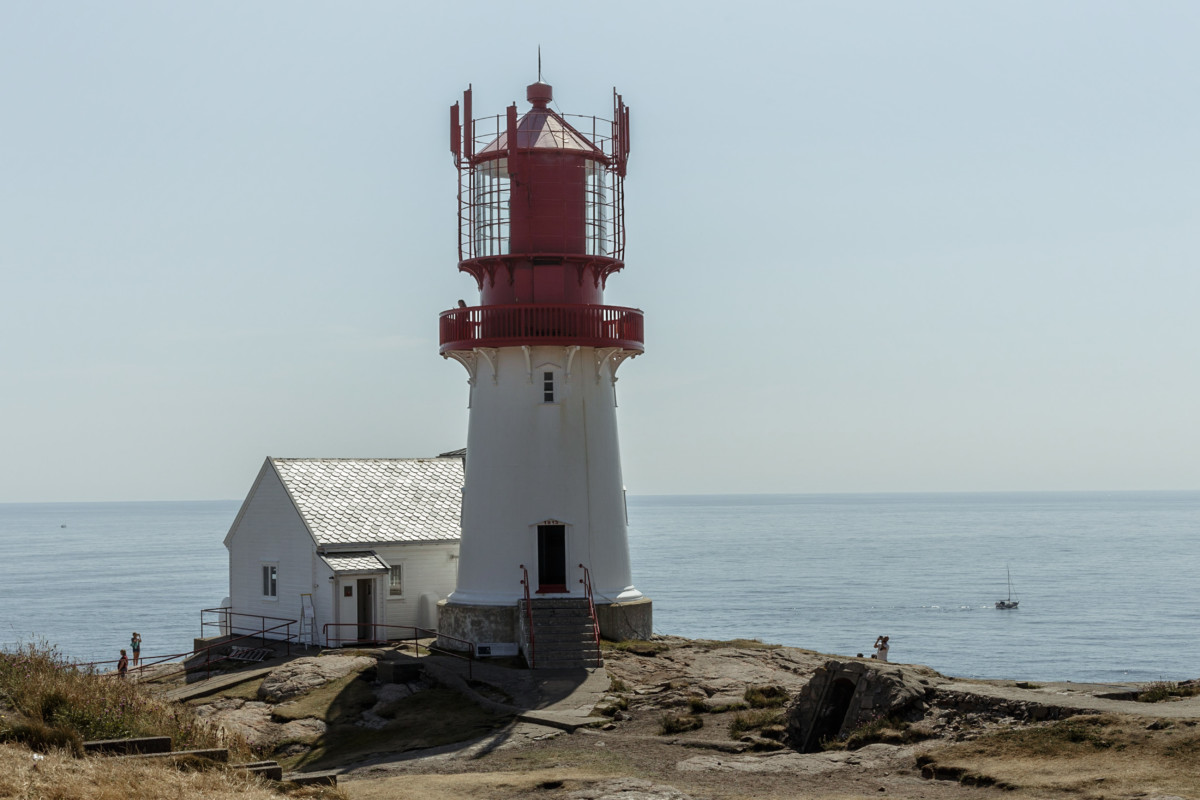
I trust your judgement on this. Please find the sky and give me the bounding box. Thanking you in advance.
[2,1,1198,502]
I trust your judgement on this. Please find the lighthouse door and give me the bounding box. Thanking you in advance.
[537,524,567,593]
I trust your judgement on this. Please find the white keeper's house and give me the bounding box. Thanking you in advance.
[223,454,463,645]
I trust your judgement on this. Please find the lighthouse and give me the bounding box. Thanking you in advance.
[437,76,652,667]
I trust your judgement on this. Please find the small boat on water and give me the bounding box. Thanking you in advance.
[996,566,1019,609]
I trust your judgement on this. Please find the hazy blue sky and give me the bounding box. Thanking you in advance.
[2,2,1197,502]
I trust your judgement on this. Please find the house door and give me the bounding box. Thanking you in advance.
[356,578,374,642]
[537,524,567,593]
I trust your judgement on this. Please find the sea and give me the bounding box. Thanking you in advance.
[0,492,1196,684]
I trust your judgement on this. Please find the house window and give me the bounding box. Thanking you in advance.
[261,564,277,598]
[543,371,555,403]
[389,565,403,596]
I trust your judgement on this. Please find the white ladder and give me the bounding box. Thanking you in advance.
[299,593,315,647]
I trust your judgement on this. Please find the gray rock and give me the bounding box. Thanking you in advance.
[257,655,375,702]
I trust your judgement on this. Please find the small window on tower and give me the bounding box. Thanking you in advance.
[543,371,555,403]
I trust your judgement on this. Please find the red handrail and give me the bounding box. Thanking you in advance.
[519,564,536,669]
[439,303,644,353]
[578,563,601,648]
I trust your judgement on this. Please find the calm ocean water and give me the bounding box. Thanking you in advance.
[1,493,1196,683]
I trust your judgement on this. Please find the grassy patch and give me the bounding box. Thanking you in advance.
[593,696,628,717]
[729,708,785,739]
[1138,681,1200,703]
[600,640,669,656]
[0,643,248,757]
[607,675,629,693]
[287,687,511,771]
[0,742,347,800]
[743,685,789,708]
[969,715,1117,753]
[691,638,781,651]
[920,714,1200,796]
[658,713,704,735]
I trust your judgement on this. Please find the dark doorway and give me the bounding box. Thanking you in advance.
[537,525,567,593]
[356,578,373,642]
[803,677,858,752]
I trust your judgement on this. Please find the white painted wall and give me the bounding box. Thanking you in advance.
[224,464,316,642]
[377,542,459,629]
[448,345,643,606]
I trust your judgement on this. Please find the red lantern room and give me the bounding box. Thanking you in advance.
[440,80,644,353]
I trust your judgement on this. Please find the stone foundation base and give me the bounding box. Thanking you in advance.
[436,601,518,653]
[596,596,653,641]
[437,595,653,652]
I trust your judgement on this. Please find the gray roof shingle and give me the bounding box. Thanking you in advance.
[272,457,463,546]
[320,551,390,574]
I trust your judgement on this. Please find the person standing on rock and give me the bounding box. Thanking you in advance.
[874,635,890,662]
[117,649,129,679]
[131,632,141,667]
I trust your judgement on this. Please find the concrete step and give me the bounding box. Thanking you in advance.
[283,771,339,787]
[234,761,283,780]
[122,748,230,764]
[536,647,601,663]
[84,736,172,756]
[534,657,603,670]
[534,632,598,645]
[531,619,594,632]
[529,607,593,619]
[527,598,591,609]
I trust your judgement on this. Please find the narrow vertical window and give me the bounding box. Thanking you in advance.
[262,564,277,598]
[543,371,555,403]
[389,565,403,596]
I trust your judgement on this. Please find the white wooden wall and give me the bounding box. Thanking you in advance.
[376,542,459,630]
[225,465,316,642]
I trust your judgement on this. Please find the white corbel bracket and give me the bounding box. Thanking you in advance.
[595,348,638,383]
[444,351,479,385]
[476,348,499,384]
[565,345,580,380]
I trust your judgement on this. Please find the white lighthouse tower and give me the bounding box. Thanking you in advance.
[437,77,652,667]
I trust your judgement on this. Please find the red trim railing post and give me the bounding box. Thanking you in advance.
[519,564,536,668]
[578,563,601,648]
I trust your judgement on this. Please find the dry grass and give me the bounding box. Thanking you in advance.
[0,643,248,758]
[728,708,785,739]
[921,714,1200,797]
[691,638,781,651]
[743,685,789,708]
[0,743,345,800]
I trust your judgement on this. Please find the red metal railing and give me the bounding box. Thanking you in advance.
[519,564,536,669]
[578,564,601,649]
[322,623,475,678]
[439,304,644,353]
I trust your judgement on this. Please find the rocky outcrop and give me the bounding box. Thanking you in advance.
[257,655,375,702]
[193,698,327,749]
[786,659,934,752]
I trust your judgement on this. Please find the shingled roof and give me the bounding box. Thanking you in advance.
[270,457,463,546]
